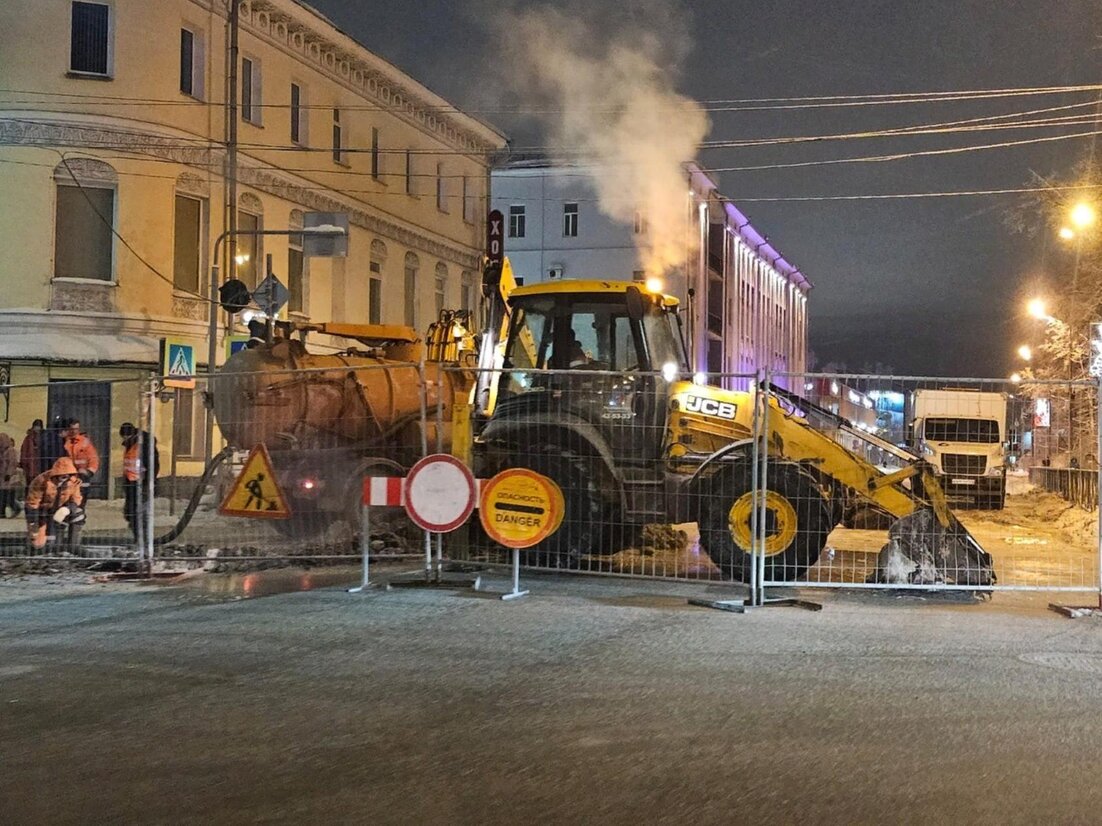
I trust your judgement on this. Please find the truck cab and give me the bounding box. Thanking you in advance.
[912,389,1008,509]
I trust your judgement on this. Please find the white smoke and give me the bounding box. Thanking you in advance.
[501,2,710,280]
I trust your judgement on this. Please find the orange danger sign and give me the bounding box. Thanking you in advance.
[478,468,564,549]
[219,444,291,519]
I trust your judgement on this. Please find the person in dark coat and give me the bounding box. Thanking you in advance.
[39,417,66,472]
[19,419,44,488]
[119,423,160,543]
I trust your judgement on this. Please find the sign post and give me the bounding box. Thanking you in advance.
[478,469,564,600]
[353,454,478,594]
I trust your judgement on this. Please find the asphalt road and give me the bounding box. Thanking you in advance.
[3,567,1102,825]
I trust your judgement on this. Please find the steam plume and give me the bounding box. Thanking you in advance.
[501,2,710,280]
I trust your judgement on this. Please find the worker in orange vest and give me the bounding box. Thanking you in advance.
[120,422,159,543]
[24,457,86,552]
[62,418,100,488]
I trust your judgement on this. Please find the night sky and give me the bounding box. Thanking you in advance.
[305,0,1102,377]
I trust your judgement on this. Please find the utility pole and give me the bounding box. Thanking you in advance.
[206,1,239,466]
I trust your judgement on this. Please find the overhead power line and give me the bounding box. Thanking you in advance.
[2,82,1102,113]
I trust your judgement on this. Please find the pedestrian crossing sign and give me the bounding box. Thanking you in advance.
[160,338,196,389]
[219,443,291,519]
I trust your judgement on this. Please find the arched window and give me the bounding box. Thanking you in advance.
[403,252,420,328]
[460,270,477,326]
[53,159,117,282]
[434,262,448,317]
[236,193,264,288]
[369,240,387,324]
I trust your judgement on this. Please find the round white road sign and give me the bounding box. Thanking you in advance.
[404,454,478,533]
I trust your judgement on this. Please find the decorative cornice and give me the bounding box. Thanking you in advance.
[234,0,505,157]
[0,119,481,270]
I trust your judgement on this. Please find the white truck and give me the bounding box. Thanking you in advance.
[912,389,1008,509]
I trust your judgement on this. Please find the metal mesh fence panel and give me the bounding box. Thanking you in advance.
[0,376,146,560]
[152,363,445,567]
[759,373,1099,592]
[445,367,760,583]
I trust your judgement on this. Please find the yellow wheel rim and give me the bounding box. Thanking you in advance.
[728,490,799,556]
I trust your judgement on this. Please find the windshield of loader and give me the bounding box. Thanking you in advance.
[500,292,685,396]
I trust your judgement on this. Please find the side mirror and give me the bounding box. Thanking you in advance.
[625,286,646,321]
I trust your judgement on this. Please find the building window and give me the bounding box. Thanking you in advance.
[369,261,382,324]
[508,205,526,238]
[461,270,476,325]
[404,253,420,328]
[563,202,579,237]
[633,210,647,234]
[332,109,346,164]
[70,2,111,76]
[288,228,304,314]
[173,194,202,293]
[241,57,262,124]
[462,176,475,223]
[371,127,380,179]
[55,184,114,281]
[179,28,204,99]
[290,83,306,144]
[436,163,447,212]
[405,150,414,195]
[236,210,259,289]
[434,263,448,318]
[173,388,206,460]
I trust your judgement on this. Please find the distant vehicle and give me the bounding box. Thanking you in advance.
[912,389,1008,509]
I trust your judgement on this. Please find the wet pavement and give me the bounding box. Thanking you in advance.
[4,567,1102,823]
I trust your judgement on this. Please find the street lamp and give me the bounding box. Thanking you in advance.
[1017,344,1032,361]
[1010,372,1022,384]
[1027,297,1052,322]
[1059,226,1076,241]
[1070,201,1096,231]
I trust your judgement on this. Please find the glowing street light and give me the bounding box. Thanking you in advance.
[1027,298,1051,321]
[1010,372,1022,384]
[1070,201,1097,230]
[1059,226,1076,241]
[1017,344,1032,361]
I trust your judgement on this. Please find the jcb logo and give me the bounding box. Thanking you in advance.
[684,395,737,419]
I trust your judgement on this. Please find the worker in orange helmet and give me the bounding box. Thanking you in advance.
[62,418,100,489]
[24,457,86,552]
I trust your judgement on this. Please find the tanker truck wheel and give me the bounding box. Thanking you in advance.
[270,510,328,541]
[698,461,832,582]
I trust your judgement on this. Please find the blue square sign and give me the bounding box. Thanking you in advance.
[161,338,196,389]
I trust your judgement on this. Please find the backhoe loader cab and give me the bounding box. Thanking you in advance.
[475,278,995,586]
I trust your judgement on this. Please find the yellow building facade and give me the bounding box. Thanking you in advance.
[0,0,505,495]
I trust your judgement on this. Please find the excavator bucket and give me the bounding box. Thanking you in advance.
[873,470,995,587]
[875,508,995,587]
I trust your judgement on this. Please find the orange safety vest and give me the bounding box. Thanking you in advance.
[64,434,100,475]
[123,442,142,482]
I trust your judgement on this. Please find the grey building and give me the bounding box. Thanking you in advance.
[492,160,811,387]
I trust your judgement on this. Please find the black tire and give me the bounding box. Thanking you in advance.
[270,509,327,540]
[698,461,833,582]
[496,450,610,568]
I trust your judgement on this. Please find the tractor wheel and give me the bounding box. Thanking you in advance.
[504,451,610,568]
[698,461,833,582]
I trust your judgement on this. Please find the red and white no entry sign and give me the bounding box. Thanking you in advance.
[403,453,478,533]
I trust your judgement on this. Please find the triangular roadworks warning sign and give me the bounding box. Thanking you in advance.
[219,444,292,519]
